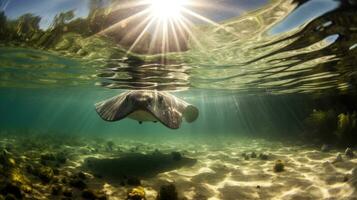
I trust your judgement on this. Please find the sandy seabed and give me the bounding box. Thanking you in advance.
[1,133,357,200]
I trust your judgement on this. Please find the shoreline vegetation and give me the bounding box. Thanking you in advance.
[0,7,126,60]
[0,0,189,62]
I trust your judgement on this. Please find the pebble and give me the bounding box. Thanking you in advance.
[345,148,354,158]
[274,160,285,172]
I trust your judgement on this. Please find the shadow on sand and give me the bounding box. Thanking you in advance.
[82,152,197,183]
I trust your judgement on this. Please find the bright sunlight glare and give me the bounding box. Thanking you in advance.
[149,0,188,19]
[100,0,238,55]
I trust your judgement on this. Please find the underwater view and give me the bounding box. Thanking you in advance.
[1,0,357,199]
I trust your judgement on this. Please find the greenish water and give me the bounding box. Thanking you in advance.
[0,86,309,138]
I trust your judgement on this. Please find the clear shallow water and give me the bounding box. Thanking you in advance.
[0,87,309,138]
[1,0,357,199]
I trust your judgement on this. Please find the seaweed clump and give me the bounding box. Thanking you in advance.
[0,150,32,199]
[303,109,357,146]
[127,187,146,200]
[0,134,110,199]
[303,109,337,143]
[335,112,357,144]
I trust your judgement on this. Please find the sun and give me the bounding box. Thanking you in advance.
[100,0,237,54]
[148,0,188,20]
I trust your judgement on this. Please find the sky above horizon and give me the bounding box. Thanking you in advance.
[0,0,269,29]
[0,0,340,35]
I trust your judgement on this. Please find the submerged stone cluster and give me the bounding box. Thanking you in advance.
[0,132,192,200]
[0,145,107,199]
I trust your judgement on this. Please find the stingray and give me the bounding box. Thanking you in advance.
[95,90,199,129]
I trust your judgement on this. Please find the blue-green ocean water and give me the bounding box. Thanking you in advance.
[0,87,309,138]
[0,47,309,139]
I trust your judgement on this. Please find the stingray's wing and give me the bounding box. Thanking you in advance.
[147,101,183,129]
[95,91,134,121]
[146,92,199,129]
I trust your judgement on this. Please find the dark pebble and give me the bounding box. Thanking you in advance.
[77,172,86,180]
[51,185,62,196]
[53,168,60,175]
[274,160,285,172]
[69,179,87,190]
[62,188,72,197]
[157,184,178,200]
[25,165,34,174]
[0,183,22,199]
[61,178,68,184]
[82,189,96,199]
[242,153,249,160]
[259,153,268,160]
[38,167,54,183]
[251,152,257,158]
[343,175,349,182]
[345,148,355,158]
